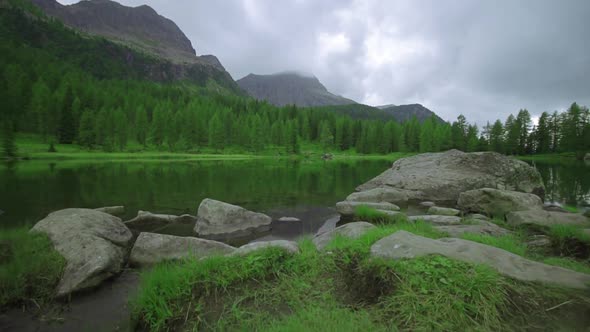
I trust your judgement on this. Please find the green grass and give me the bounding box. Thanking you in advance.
[547,224,590,258]
[131,224,589,331]
[0,227,65,309]
[542,257,590,274]
[563,205,579,213]
[461,234,527,256]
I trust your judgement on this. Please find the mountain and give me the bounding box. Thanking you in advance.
[237,72,356,107]
[378,104,445,123]
[26,0,238,91]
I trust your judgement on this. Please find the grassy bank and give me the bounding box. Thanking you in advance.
[0,227,65,310]
[12,134,412,161]
[131,218,590,331]
[516,153,582,162]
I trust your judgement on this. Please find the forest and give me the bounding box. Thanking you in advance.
[1,3,589,159]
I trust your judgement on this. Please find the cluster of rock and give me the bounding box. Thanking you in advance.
[29,198,278,297]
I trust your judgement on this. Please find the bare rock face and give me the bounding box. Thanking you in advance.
[195,199,272,240]
[31,208,133,297]
[129,232,235,267]
[313,222,376,250]
[371,231,590,289]
[356,150,545,203]
[506,210,590,228]
[458,188,542,217]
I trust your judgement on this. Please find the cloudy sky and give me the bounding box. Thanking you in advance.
[57,0,590,124]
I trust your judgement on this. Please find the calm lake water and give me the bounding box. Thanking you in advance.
[1,158,588,233]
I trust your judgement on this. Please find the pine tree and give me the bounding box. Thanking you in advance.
[208,113,225,151]
[489,120,504,153]
[419,118,434,152]
[78,109,95,148]
[1,120,17,159]
[451,115,467,150]
[466,124,479,152]
[319,121,334,153]
[113,109,128,151]
[504,114,519,155]
[516,109,531,154]
[135,106,148,147]
[535,112,551,153]
[57,86,76,144]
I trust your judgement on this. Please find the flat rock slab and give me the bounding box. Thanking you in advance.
[278,217,301,222]
[356,150,545,203]
[232,240,299,256]
[458,188,542,217]
[195,199,272,240]
[428,206,460,216]
[31,208,133,297]
[313,222,376,250]
[336,201,400,216]
[371,231,590,289]
[346,187,409,205]
[408,215,462,225]
[130,232,235,266]
[94,206,125,216]
[507,209,590,228]
[419,201,436,208]
[125,210,196,229]
[435,222,512,238]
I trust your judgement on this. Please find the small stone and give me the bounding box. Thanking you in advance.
[278,217,300,222]
[420,201,436,208]
[232,240,299,256]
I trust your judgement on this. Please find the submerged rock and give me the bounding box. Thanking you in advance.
[408,215,462,225]
[278,216,301,222]
[356,150,545,203]
[371,231,590,289]
[195,199,272,240]
[94,206,125,216]
[346,187,409,205]
[506,210,590,228]
[31,208,133,297]
[458,188,542,217]
[125,210,196,229]
[427,206,461,216]
[335,201,400,217]
[129,232,235,266]
[435,222,511,238]
[232,240,299,256]
[313,222,376,250]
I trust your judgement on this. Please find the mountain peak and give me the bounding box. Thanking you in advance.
[237,72,355,107]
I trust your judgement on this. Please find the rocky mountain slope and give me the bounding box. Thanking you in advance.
[378,103,444,123]
[237,72,356,107]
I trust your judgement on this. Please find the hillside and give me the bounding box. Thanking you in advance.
[20,0,239,91]
[316,103,444,123]
[237,72,356,107]
[379,104,445,123]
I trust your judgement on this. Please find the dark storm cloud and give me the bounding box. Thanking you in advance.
[58,0,590,124]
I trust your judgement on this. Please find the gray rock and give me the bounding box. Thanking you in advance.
[232,240,299,256]
[195,199,272,240]
[458,188,542,217]
[427,206,460,216]
[435,222,512,238]
[419,201,436,208]
[356,150,545,203]
[94,206,125,216]
[316,216,340,236]
[313,222,376,250]
[371,231,590,289]
[346,187,409,205]
[31,208,133,297]
[335,201,400,216]
[526,235,552,250]
[125,210,196,229]
[130,232,235,266]
[467,214,489,221]
[278,216,301,222]
[506,209,590,228]
[408,215,462,225]
[376,210,403,217]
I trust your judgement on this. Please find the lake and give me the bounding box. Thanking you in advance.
[1,158,588,238]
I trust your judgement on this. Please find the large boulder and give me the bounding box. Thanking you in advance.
[313,222,376,250]
[31,208,133,297]
[232,240,299,256]
[408,215,462,225]
[458,188,543,217]
[346,187,409,205]
[371,231,590,289]
[125,210,196,230]
[506,210,590,228]
[335,201,400,217]
[356,150,545,203]
[195,199,272,240]
[129,232,235,266]
[435,222,512,238]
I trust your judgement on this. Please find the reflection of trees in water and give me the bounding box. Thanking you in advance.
[1,160,389,226]
[532,162,590,206]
